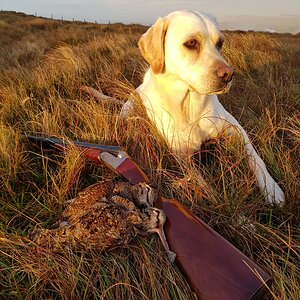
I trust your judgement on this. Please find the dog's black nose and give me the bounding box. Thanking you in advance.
[217,64,234,83]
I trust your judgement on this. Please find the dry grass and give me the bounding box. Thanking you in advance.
[0,11,299,299]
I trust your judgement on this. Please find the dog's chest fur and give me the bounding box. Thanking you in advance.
[139,81,228,154]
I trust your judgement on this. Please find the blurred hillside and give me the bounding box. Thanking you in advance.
[219,15,300,34]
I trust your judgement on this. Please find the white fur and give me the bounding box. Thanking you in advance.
[122,10,285,205]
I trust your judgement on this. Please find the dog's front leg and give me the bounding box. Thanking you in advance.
[221,113,285,206]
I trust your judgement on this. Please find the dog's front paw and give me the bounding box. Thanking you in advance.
[265,180,285,207]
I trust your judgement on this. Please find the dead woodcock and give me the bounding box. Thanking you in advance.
[31,181,175,261]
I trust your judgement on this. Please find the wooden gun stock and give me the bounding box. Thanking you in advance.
[158,198,271,300]
[24,135,272,299]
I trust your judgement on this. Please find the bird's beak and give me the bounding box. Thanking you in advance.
[152,226,176,262]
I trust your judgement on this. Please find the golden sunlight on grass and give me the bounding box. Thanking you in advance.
[0,11,299,299]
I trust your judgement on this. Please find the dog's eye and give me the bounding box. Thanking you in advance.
[216,39,224,51]
[184,39,199,50]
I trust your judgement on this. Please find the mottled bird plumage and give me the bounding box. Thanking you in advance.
[31,181,166,253]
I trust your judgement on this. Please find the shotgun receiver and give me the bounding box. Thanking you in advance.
[24,135,272,300]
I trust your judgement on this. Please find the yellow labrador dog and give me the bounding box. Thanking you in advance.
[121,10,285,205]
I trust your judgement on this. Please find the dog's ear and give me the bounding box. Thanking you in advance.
[138,17,168,74]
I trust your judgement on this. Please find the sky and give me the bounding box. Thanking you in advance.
[1,0,300,24]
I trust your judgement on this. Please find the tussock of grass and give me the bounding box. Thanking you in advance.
[0,11,299,299]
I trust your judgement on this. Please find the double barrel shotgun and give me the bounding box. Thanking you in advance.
[24,135,272,300]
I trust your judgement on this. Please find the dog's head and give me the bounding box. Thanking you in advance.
[138,10,234,95]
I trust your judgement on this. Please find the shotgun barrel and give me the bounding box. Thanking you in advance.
[24,135,122,153]
[23,135,148,184]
